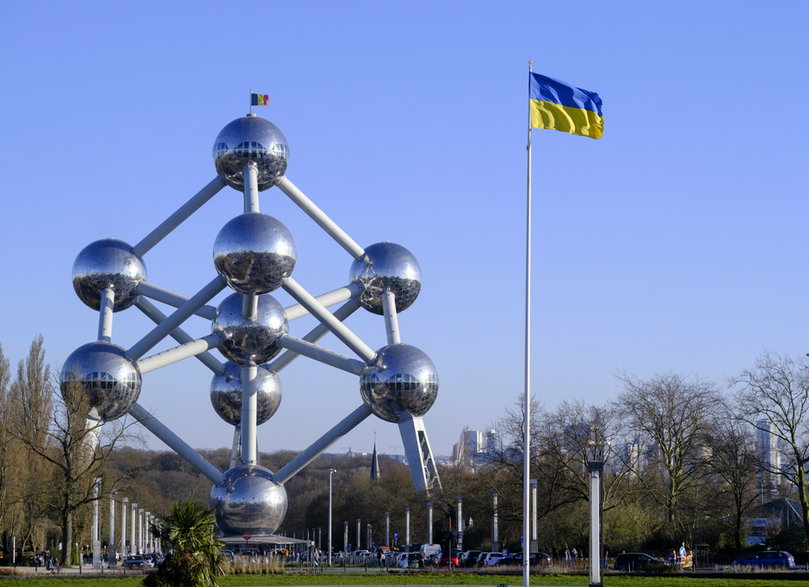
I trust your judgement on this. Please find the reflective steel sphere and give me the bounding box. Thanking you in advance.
[210,464,288,536]
[210,361,282,426]
[72,239,147,311]
[212,293,287,364]
[359,343,438,423]
[213,213,296,294]
[349,242,421,315]
[60,341,141,421]
[213,115,289,190]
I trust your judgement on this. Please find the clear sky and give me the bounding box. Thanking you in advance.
[2,1,808,461]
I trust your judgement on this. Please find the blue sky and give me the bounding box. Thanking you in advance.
[2,1,808,460]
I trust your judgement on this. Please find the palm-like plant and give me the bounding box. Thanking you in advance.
[145,500,226,587]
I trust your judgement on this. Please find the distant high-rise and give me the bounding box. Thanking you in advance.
[452,427,498,469]
[755,419,781,497]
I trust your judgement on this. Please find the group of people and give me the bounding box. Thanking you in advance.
[32,552,59,574]
[564,545,579,567]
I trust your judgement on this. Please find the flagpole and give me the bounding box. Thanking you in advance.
[522,59,533,587]
[249,88,253,115]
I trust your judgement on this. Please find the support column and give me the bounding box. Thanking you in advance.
[121,498,129,555]
[405,508,411,550]
[427,502,433,544]
[492,489,500,552]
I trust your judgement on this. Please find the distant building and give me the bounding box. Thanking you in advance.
[755,419,782,498]
[452,427,498,469]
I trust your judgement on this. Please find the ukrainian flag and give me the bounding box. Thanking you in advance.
[529,73,603,139]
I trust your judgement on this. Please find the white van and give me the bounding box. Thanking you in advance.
[420,543,442,563]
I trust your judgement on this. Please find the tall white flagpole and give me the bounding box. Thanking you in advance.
[522,59,534,587]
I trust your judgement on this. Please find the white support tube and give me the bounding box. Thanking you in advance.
[137,333,224,374]
[273,404,373,484]
[136,282,217,320]
[381,290,401,345]
[285,283,362,321]
[135,298,224,374]
[133,175,227,256]
[282,278,376,362]
[277,335,365,375]
[276,176,366,260]
[270,298,361,373]
[128,402,225,485]
[127,276,227,360]
[98,287,115,342]
[240,363,258,465]
[244,162,260,213]
[242,294,258,321]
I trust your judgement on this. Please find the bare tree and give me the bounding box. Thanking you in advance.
[9,337,137,566]
[0,344,15,557]
[614,373,719,538]
[733,353,809,541]
[7,336,55,554]
[704,402,760,550]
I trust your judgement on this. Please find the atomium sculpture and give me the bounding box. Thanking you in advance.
[62,111,441,540]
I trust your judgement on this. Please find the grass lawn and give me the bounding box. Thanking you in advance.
[0,570,805,586]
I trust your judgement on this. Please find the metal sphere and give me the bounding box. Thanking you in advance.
[210,361,282,426]
[211,293,287,364]
[349,242,421,315]
[60,341,141,421]
[209,464,288,536]
[213,213,296,294]
[359,343,438,423]
[72,239,147,311]
[213,115,289,191]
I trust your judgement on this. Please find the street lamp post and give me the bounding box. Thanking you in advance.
[491,489,499,552]
[455,496,463,556]
[92,478,101,569]
[404,507,411,551]
[587,438,605,587]
[328,468,336,566]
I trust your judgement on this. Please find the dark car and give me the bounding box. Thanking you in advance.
[495,552,552,567]
[123,554,147,568]
[613,552,665,571]
[460,550,481,567]
[731,550,795,569]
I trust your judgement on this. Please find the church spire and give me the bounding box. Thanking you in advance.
[370,434,381,481]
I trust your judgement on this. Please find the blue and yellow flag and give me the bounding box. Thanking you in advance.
[529,73,603,139]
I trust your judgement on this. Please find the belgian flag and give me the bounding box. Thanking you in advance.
[251,93,270,106]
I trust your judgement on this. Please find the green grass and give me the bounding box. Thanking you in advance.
[0,570,805,587]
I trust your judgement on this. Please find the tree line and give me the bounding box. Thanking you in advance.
[1,336,808,566]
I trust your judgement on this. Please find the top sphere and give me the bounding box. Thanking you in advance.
[72,239,147,311]
[213,115,289,191]
[349,242,421,315]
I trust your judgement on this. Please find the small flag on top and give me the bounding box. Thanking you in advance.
[529,73,603,139]
[251,93,270,106]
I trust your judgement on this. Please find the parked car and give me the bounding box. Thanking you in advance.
[495,551,553,567]
[396,551,424,568]
[482,552,506,566]
[731,550,795,569]
[460,550,482,567]
[123,554,147,569]
[437,554,460,566]
[613,552,666,571]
